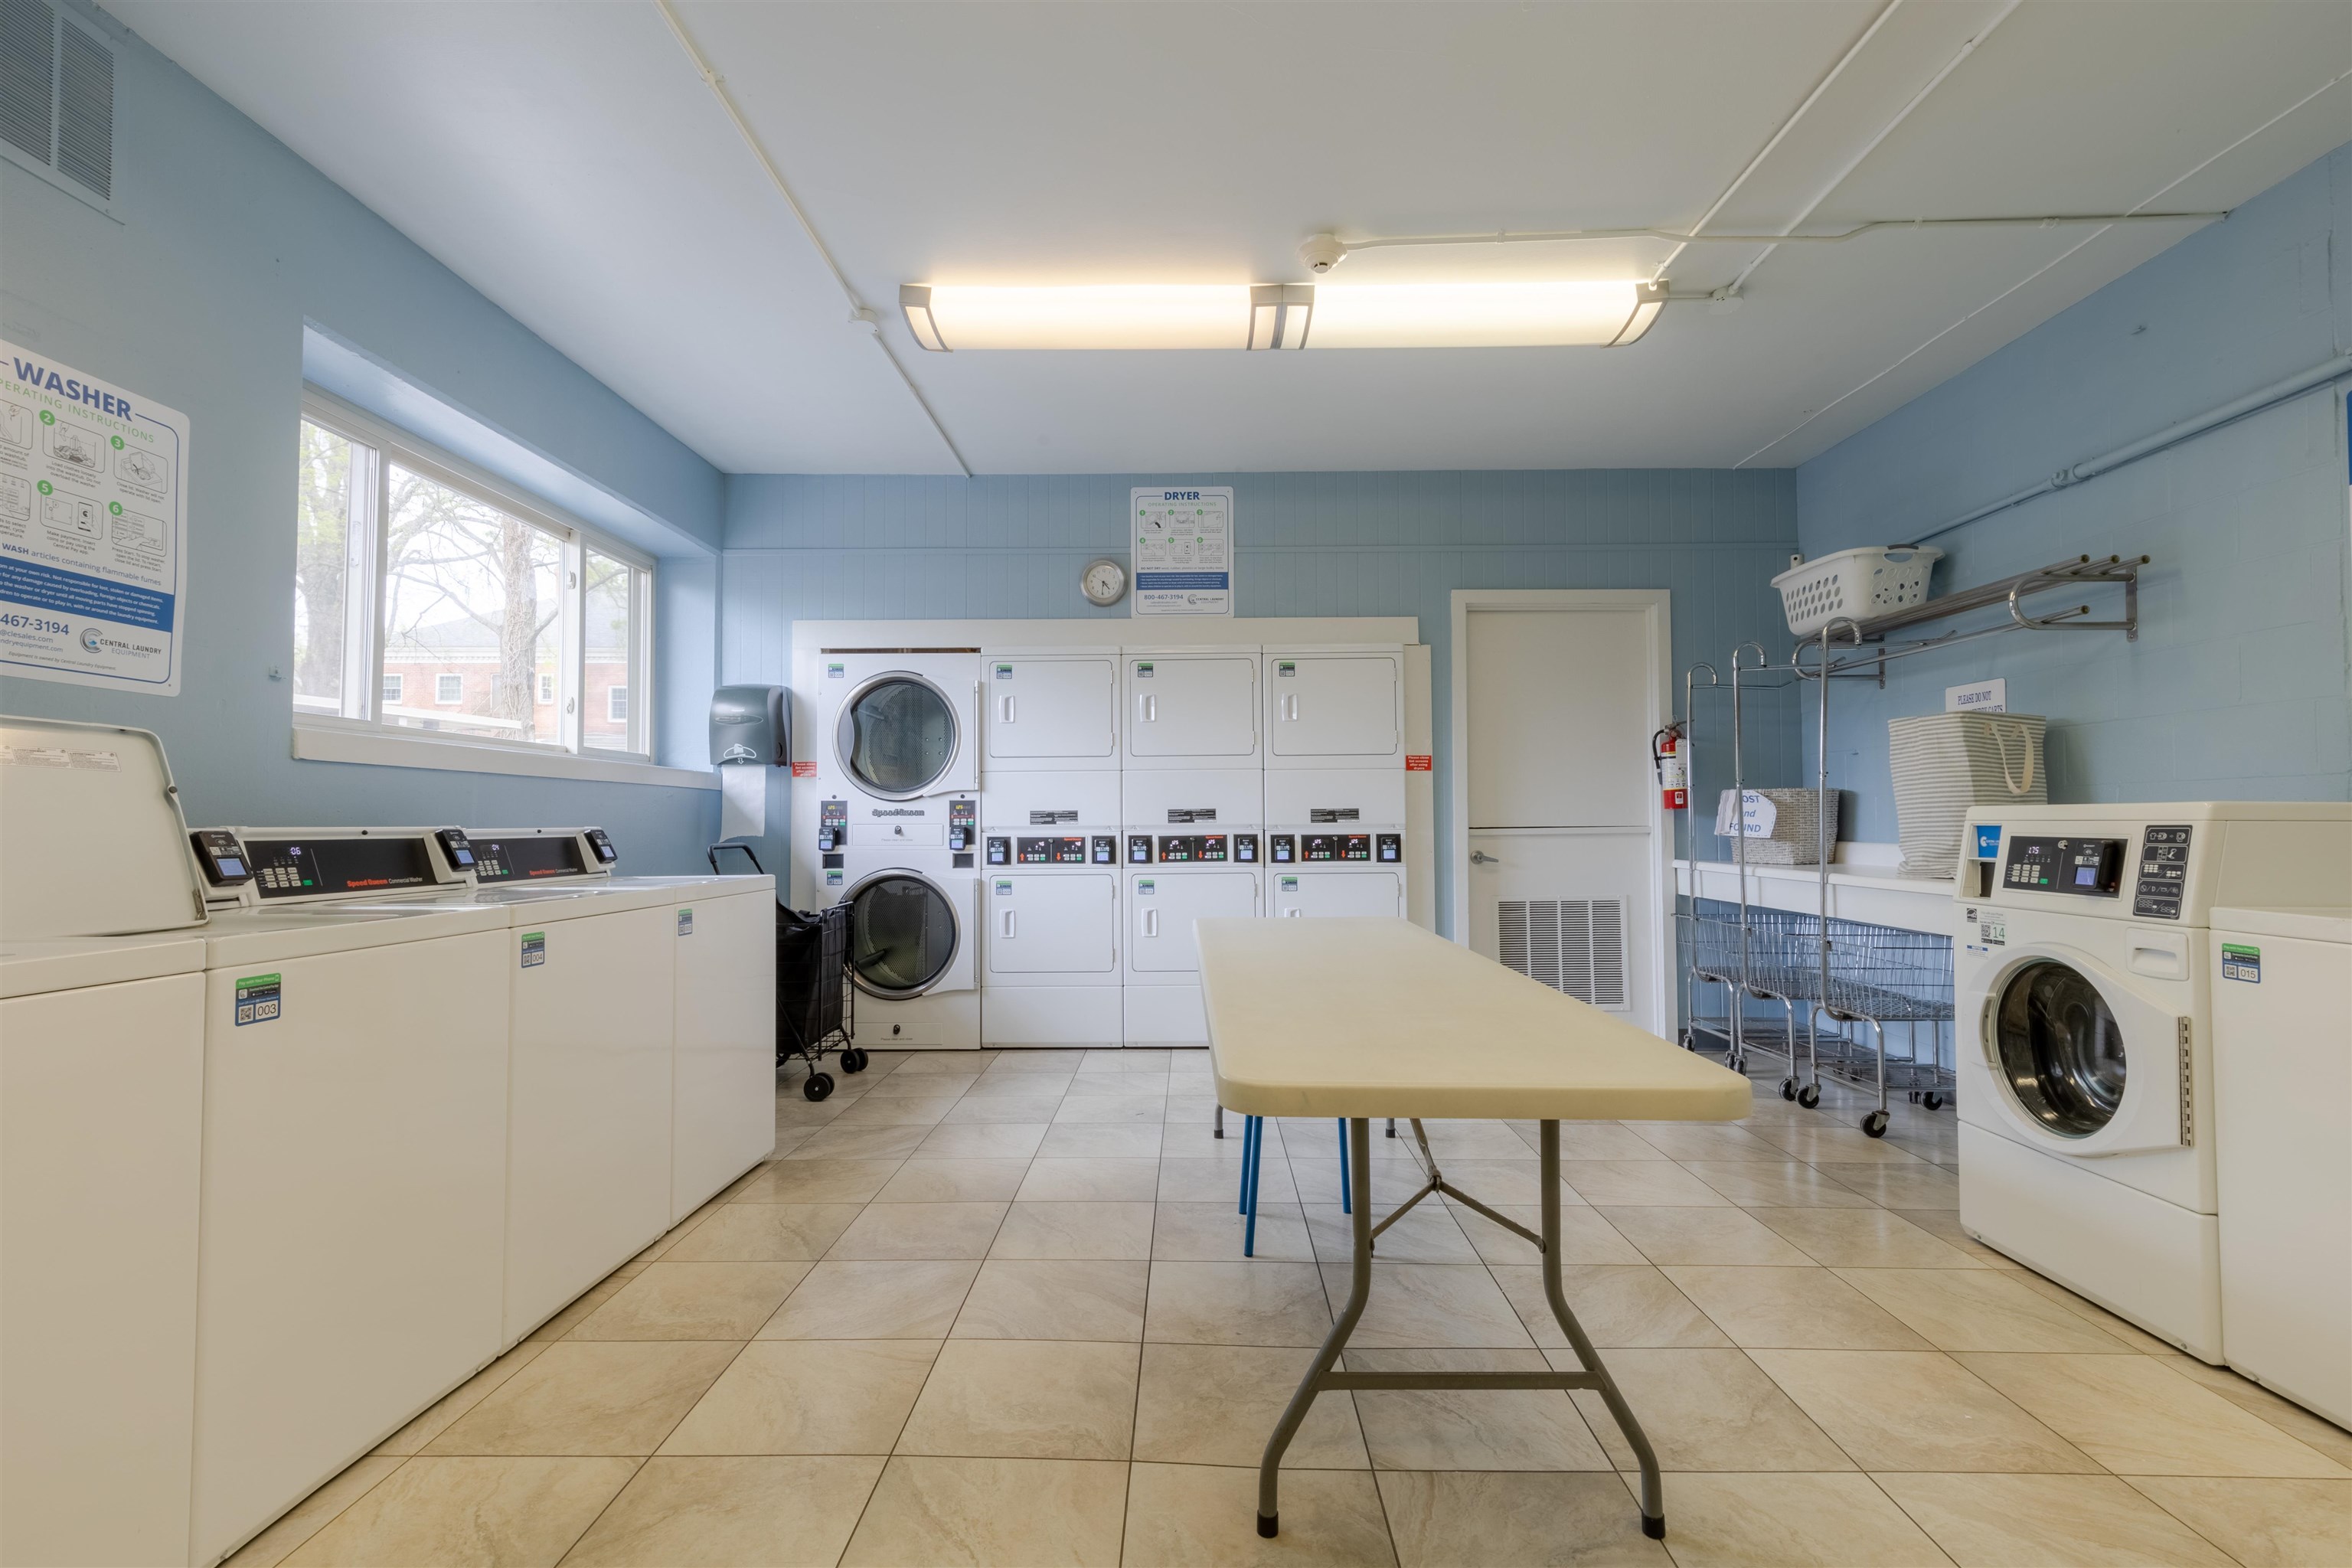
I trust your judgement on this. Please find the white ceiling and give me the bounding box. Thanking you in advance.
[111,1,2351,476]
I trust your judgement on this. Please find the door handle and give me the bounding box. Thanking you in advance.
[1142,908,1160,937]
[1001,910,1016,938]
[999,694,1015,724]
[1470,850,1498,865]
[1139,694,1157,723]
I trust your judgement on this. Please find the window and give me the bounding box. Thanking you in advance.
[293,395,654,761]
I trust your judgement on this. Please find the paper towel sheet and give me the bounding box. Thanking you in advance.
[720,764,765,841]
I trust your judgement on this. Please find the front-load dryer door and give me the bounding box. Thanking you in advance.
[1977,947,2187,1156]
[845,871,972,998]
[835,672,972,799]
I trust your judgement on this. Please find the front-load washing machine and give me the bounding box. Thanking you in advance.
[1952,802,2351,1362]
[463,828,778,1224]
[1122,769,1263,1045]
[807,649,981,807]
[2210,903,2352,1426]
[1266,768,1407,919]
[982,648,1119,772]
[818,808,981,1050]
[981,771,1122,1047]
[182,827,511,1565]
[1,717,207,1568]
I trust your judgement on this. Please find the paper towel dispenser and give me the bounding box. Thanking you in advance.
[710,684,789,766]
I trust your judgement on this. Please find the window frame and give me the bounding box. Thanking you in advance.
[379,672,403,705]
[295,388,658,766]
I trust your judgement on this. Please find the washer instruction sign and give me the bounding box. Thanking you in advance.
[1132,486,1233,616]
[0,345,189,694]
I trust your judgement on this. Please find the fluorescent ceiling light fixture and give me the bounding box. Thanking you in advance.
[1309,279,1665,348]
[900,279,1665,351]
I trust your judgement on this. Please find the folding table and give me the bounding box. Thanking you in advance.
[1197,916,1752,1542]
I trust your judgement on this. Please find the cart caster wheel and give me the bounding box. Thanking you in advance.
[841,1048,869,1073]
[1797,1084,1821,1109]
[1861,1109,1890,1138]
[802,1073,835,1102]
[1643,1515,1667,1541]
[1921,1092,1944,1111]
[1780,1077,1797,1101]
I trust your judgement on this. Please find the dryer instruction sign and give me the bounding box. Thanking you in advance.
[0,345,189,695]
[1131,486,1233,616]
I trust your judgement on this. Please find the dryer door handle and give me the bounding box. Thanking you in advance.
[1142,908,1160,938]
[998,694,1016,724]
[1000,910,1016,939]
[1138,694,1158,724]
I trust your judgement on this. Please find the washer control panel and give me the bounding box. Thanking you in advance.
[2133,825,2192,920]
[2002,835,2125,898]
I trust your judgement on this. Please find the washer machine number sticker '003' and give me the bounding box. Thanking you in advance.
[2220,943,2261,983]
[520,932,547,968]
[234,972,281,1026]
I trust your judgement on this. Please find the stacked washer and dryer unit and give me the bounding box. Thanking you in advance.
[1949,802,2351,1370]
[791,640,1406,1050]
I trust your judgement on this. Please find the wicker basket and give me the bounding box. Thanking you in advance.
[1714,788,1841,866]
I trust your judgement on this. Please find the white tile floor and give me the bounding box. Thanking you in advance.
[229,1048,2350,1568]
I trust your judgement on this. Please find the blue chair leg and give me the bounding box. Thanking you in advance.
[1337,1119,1351,1214]
[1241,1115,1262,1256]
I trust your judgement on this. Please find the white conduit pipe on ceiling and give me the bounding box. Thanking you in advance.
[1909,351,2352,544]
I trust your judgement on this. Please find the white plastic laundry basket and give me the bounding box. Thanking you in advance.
[1772,546,1943,638]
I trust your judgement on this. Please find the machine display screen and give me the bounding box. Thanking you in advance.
[246,837,436,898]
[472,836,590,882]
[2001,836,2125,897]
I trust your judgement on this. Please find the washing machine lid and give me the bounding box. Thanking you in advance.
[0,932,209,998]
[2210,905,2352,944]
[1980,948,2187,1155]
[0,717,205,939]
[844,869,962,997]
[836,672,961,799]
[198,903,509,967]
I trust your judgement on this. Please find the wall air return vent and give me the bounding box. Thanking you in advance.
[0,0,113,215]
[1498,897,1628,1009]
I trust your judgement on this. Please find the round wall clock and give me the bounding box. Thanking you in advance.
[1080,557,1129,607]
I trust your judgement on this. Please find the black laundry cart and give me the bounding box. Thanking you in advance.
[709,844,866,1100]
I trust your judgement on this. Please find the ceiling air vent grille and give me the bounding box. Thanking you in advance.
[1498,897,1628,1009]
[0,0,54,167]
[53,11,106,198]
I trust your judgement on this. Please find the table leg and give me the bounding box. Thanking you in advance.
[1256,1116,1374,1537]
[1541,1119,1667,1540]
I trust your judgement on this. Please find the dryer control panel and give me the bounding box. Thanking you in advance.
[2133,825,2192,920]
[2002,835,2125,898]
[1156,833,1230,863]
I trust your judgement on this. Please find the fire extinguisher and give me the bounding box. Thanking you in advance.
[1652,724,1687,811]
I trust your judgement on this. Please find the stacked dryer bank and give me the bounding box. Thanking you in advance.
[790,629,1413,1049]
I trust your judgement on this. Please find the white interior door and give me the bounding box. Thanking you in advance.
[1127,656,1256,758]
[1129,871,1259,972]
[1268,654,1400,761]
[1455,593,1668,1034]
[987,658,1116,761]
[988,873,1117,974]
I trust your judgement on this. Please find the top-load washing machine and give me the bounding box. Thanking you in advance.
[463,828,777,1224]
[982,648,1119,772]
[811,649,981,805]
[1951,802,2352,1361]
[2,717,209,1568]
[181,825,512,1565]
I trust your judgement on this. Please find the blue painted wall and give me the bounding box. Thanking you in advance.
[2,3,727,867]
[1798,144,2352,840]
[720,471,1803,934]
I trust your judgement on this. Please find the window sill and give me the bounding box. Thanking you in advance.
[292,721,716,790]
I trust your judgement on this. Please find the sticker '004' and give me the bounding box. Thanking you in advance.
[520,932,547,968]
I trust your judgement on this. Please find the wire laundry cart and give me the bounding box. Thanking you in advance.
[711,844,864,1102]
[1682,896,1954,1135]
